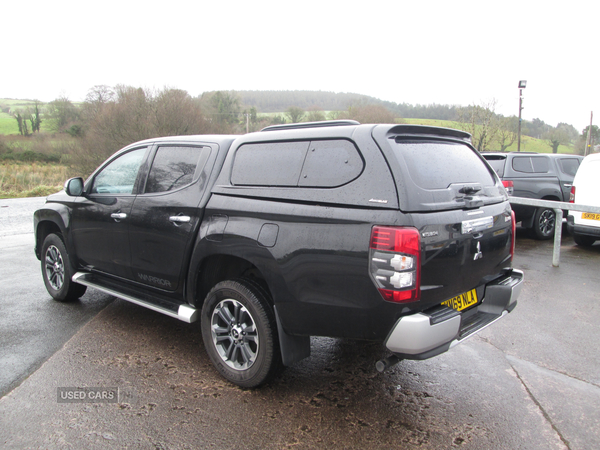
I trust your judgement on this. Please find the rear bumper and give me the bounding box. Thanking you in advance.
[567,215,600,238]
[384,269,523,359]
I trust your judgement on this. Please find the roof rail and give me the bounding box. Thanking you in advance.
[260,120,360,132]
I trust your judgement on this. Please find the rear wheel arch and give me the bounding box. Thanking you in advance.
[540,195,561,202]
[194,254,271,309]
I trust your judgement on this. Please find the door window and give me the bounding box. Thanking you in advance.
[145,146,210,193]
[91,148,146,194]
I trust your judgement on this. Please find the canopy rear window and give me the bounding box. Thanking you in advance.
[394,140,495,190]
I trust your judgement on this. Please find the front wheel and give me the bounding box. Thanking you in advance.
[41,233,87,302]
[531,207,555,240]
[201,279,281,388]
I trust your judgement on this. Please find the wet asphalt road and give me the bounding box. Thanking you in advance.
[0,197,114,397]
[1,198,599,449]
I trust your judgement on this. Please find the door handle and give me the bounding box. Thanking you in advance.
[111,213,127,221]
[563,183,572,188]
[169,215,191,224]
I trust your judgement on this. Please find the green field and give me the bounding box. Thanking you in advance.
[0,98,47,135]
[0,112,20,134]
[404,118,576,154]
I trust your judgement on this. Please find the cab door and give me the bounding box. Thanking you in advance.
[127,144,213,292]
[70,147,149,279]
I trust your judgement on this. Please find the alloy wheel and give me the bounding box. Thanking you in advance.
[538,209,555,236]
[45,245,65,291]
[210,298,259,370]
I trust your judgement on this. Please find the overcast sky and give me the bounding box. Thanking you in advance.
[3,0,598,131]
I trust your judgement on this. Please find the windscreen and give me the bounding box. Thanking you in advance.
[394,140,496,190]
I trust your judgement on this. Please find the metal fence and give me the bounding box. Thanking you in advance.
[509,197,600,267]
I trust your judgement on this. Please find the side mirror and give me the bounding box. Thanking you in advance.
[64,177,84,197]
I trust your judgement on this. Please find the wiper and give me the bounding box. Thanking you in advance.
[458,185,482,195]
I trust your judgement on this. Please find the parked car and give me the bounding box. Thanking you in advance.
[567,153,600,246]
[482,152,583,239]
[34,122,523,387]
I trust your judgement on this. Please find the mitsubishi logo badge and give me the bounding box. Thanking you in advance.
[474,241,483,260]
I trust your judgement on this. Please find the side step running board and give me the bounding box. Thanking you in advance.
[72,272,198,323]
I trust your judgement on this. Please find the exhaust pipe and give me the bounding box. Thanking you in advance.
[376,355,402,373]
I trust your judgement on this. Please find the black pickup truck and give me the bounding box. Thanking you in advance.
[34,121,523,387]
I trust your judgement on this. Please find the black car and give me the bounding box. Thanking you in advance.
[482,152,583,239]
[34,122,523,387]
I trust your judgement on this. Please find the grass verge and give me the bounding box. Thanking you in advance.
[0,163,67,198]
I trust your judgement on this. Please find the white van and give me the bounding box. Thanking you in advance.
[567,153,600,246]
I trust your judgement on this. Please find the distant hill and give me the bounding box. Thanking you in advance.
[222,90,460,121]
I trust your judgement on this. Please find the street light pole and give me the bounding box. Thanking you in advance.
[584,111,593,156]
[517,80,527,152]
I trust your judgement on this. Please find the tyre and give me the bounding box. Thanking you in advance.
[531,207,555,240]
[41,233,87,302]
[573,233,596,247]
[201,279,281,388]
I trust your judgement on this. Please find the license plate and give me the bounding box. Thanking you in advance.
[582,213,600,221]
[442,289,478,311]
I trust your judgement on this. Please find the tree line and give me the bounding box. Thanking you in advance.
[4,87,595,174]
[231,90,584,147]
[454,99,591,154]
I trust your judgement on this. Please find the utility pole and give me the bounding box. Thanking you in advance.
[517,80,527,152]
[584,111,593,156]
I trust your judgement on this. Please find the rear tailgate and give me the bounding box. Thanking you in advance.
[372,125,513,311]
[412,204,513,309]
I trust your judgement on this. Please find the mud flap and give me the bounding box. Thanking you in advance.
[274,305,311,366]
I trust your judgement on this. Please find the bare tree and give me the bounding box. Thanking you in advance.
[200,91,242,133]
[346,104,397,124]
[286,106,305,123]
[456,99,500,152]
[45,96,80,132]
[15,113,24,135]
[74,86,209,174]
[306,106,326,122]
[495,116,518,152]
[545,127,570,153]
[82,85,116,123]
[32,101,42,133]
[153,88,207,136]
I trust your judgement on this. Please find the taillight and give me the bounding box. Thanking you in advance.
[502,180,514,196]
[369,226,420,303]
[569,186,576,203]
[510,210,516,260]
